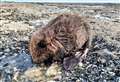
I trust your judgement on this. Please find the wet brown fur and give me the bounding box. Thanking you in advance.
[29,14,89,65]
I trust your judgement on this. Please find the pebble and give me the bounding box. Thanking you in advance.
[0,55,6,60]
[78,62,83,67]
[4,53,9,56]
[29,20,43,27]
[0,41,2,44]
[76,79,80,82]
[24,67,46,81]
[10,46,16,50]
[109,72,115,77]
[13,71,20,81]
[47,81,56,82]
[4,49,10,53]
[46,63,61,77]
[13,53,18,56]
[16,47,21,51]
[53,75,61,81]
[100,58,106,64]
[116,77,120,82]
[0,52,3,56]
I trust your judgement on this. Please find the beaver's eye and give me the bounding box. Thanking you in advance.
[38,40,46,48]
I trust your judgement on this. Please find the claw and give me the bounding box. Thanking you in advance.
[79,48,89,62]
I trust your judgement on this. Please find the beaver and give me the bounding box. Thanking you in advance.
[29,14,90,68]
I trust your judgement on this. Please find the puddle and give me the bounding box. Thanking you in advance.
[0,48,34,82]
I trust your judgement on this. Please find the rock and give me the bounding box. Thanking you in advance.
[116,77,120,82]
[47,80,56,82]
[46,63,61,77]
[24,67,46,81]
[13,53,18,56]
[0,41,2,44]
[108,72,115,77]
[99,58,106,64]
[0,55,6,60]
[76,79,80,82]
[12,71,20,82]
[4,53,9,56]
[0,52,3,56]
[4,49,10,53]
[29,20,43,27]
[53,75,62,81]
[10,46,16,50]
[19,36,29,41]
[78,62,83,67]
[16,63,61,82]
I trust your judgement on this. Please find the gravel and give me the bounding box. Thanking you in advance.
[0,3,120,82]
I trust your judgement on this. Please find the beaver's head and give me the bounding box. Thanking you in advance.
[29,29,65,65]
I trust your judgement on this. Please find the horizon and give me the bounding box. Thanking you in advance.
[1,0,120,3]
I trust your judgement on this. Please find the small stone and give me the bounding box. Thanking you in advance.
[5,67,13,74]
[13,38,18,41]
[106,67,112,71]
[13,71,20,81]
[4,48,10,53]
[11,46,16,50]
[0,41,2,44]
[116,77,120,82]
[0,52,3,56]
[24,67,46,81]
[47,81,56,82]
[53,75,61,81]
[76,79,80,82]
[0,55,6,60]
[20,36,29,41]
[16,47,21,50]
[78,62,83,67]
[109,72,115,76]
[100,58,106,64]
[46,63,61,77]
[13,53,18,56]
[4,53,9,56]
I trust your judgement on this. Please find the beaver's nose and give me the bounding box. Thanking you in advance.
[37,40,46,48]
[43,55,53,66]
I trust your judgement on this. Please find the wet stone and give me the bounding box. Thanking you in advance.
[0,52,3,56]
[4,53,10,56]
[108,72,115,77]
[49,80,58,82]
[24,67,46,82]
[0,41,2,44]
[4,49,10,53]
[10,46,16,50]
[46,63,61,77]
[116,77,120,82]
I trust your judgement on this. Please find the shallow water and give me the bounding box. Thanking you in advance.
[0,48,34,82]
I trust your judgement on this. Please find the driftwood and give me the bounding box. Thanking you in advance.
[29,14,90,69]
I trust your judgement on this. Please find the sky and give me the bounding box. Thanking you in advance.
[1,0,120,3]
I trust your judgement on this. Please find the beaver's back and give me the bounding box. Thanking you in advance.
[45,14,89,54]
[29,14,89,65]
